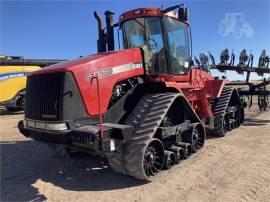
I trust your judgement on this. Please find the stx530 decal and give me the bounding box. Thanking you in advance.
[86,62,143,80]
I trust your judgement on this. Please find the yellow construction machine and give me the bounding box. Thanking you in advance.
[0,55,65,111]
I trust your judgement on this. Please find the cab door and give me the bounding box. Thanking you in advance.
[163,17,191,77]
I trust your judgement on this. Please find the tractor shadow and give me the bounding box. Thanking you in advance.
[206,118,270,140]
[0,107,24,116]
[242,118,270,126]
[1,141,146,201]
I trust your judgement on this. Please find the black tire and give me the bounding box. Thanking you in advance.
[169,146,184,163]
[107,150,127,175]
[163,151,176,169]
[220,114,230,137]
[182,123,205,152]
[124,138,165,181]
[5,90,25,112]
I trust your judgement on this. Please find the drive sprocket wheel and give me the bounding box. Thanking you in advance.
[223,114,231,133]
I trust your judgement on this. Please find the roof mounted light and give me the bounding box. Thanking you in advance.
[134,9,141,15]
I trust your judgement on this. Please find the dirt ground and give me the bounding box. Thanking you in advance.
[1,106,270,202]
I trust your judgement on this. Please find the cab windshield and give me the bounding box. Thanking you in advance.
[122,16,191,75]
[122,17,167,73]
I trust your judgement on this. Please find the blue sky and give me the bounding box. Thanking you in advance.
[1,0,270,80]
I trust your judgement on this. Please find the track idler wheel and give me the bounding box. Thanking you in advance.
[176,142,192,159]
[229,119,234,129]
[142,138,165,178]
[235,106,245,127]
[164,151,176,169]
[182,123,205,153]
[169,146,185,163]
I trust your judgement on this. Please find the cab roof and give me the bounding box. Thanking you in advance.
[119,8,187,25]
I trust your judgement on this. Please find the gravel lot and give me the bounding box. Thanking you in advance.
[1,106,270,202]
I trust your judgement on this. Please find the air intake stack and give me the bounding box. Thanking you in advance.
[94,10,115,53]
[105,10,115,51]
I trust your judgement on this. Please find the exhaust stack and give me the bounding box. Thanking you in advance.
[94,10,115,52]
[94,11,106,53]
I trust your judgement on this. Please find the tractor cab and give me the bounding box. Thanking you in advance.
[119,6,191,76]
[94,4,192,77]
[120,6,191,75]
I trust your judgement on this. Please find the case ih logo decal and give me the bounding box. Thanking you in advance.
[86,62,143,80]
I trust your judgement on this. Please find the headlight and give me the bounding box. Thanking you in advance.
[27,120,36,128]
[24,120,68,131]
[45,123,68,131]
[35,122,46,130]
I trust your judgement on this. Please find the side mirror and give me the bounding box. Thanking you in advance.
[193,56,201,66]
[189,59,194,66]
[178,4,189,21]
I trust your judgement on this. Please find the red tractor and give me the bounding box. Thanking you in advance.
[18,4,244,180]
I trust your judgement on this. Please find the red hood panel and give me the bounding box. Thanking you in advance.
[29,48,144,116]
[31,49,140,75]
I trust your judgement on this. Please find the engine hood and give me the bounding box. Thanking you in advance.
[30,48,143,76]
[27,48,144,116]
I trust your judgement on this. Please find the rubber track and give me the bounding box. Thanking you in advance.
[108,93,179,180]
[211,86,234,136]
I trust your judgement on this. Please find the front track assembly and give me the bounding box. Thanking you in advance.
[108,93,205,180]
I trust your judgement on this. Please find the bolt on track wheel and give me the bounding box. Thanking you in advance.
[191,128,204,152]
[143,138,164,179]
[164,151,176,169]
[223,114,231,133]
[182,123,205,153]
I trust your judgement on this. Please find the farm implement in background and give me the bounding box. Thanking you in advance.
[195,49,270,110]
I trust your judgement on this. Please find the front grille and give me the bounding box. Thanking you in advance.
[25,72,64,121]
[25,71,88,122]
